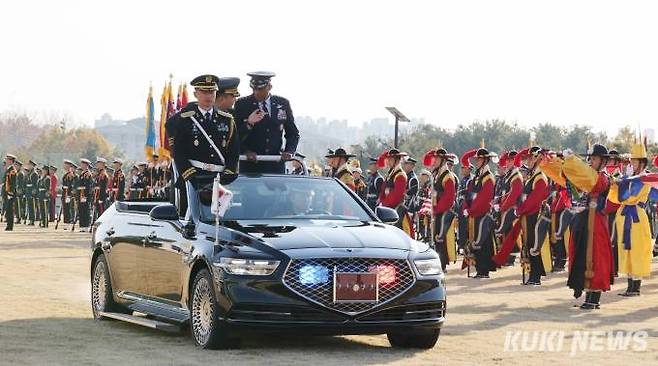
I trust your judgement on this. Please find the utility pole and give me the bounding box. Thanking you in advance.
[385,107,410,148]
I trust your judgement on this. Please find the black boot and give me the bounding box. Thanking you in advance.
[580,292,600,310]
[619,278,634,297]
[633,280,641,296]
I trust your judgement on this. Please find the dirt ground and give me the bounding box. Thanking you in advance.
[1,226,657,366]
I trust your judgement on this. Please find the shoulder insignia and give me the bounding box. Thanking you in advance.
[181,111,195,118]
[217,110,233,118]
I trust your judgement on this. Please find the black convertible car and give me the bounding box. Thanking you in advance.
[90,174,446,349]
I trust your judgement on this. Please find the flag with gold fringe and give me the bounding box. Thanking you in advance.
[158,76,172,159]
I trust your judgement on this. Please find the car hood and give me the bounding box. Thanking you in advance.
[226,220,415,251]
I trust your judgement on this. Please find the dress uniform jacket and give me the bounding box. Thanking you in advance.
[166,103,239,184]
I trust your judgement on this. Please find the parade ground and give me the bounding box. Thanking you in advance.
[0,227,656,366]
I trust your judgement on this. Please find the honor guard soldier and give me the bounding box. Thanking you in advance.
[492,150,523,267]
[423,148,458,271]
[326,148,356,190]
[542,144,613,309]
[94,158,110,217]
[77,159,94,232]
[215,77,241,113]
[352,166,367,200]
[289,153,306,175]
[461,148,497,278]
[416,169,433,243]
[166,74,240,191]
[377,149,415,238]
[128,164,144,200]
[110,158,125,203]
[14,160,25,224]
[402,157,420,229]
[61,160,76,224]
[2,154,18,231]
[234,71,300,174]
[37,165,51,228]
[365,157,384,211]
[457,153,474,252]
[514,147,552,285]
[25,160,38,225]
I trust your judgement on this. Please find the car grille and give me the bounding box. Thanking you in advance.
[283,258,416,315]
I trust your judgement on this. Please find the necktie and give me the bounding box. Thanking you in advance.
[204,112,211,121]
[261,101,269,117]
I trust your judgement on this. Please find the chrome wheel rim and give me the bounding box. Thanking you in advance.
[92,261,107,313]
[192,277,213,345]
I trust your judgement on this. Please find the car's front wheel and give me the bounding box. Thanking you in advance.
[190,268,238,349]
[91,254,125,319]
[387,329,440,349]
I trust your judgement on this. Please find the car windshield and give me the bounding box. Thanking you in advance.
[198,176,373,222]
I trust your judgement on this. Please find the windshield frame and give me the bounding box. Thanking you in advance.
[196,174,378,223]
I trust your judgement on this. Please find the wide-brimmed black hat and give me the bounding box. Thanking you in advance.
[475,148,497,158]
[325,148,355,158]
[580,143,609,157]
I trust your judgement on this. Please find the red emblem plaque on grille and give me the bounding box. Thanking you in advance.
[333,272,379,302]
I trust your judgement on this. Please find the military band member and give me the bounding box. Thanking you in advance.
[94,158,110,218]
[545,152,571,272]
[416,169,433,243]
[457,153,474,252]
[461,148,497,278]
[166,74,240,192]
[424,148,457,271]
[48,166,57,221]
[608,142,655,297]
[215,77,240,113]
[326,148,356,190]
[3,154,18,231]
[542,144,613,309]
[352,167,367,200]
[492,150,522,267]
[110,158,125,203]
[37,165,51,228]
[378,149,414,238]
[77,159,94,232]
[127,164,144,200]
[365,157,384,211]
[515,147,552,285]
[234,71,299,174]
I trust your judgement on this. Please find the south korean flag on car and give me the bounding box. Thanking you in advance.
[211,175,233,217]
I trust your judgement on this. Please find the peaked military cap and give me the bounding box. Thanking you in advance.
[247,71,275,89]
[218,77,241,97]
[191,74,219,91]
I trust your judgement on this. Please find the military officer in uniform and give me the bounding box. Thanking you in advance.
[215,77,240,113]
[37,165,51,228]
[3,154,18,231]
[365,157,384,211]
[167,74,240,188]
[110,158,125,203]
[77,159,94,232]
[234,71,300,174]
[378,149,414,238]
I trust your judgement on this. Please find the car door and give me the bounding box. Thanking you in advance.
[106,214,151,298]
[142,221,190,303]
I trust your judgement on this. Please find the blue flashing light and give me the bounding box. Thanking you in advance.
[299,265,329,286]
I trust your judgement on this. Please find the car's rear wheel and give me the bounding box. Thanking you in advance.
[91,254,125,319]
[190,268,238,349]
[387,329,440,349]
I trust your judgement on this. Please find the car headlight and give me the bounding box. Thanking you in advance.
[214,258,280,276]
[414,258,443,276]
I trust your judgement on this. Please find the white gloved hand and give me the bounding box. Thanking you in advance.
[463,209,469,217]
[493,204,500,212]
[625,164,634,177]
[562,149,574,158]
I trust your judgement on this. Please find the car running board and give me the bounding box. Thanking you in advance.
[98,311,181,333]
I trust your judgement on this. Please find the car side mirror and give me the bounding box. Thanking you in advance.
[149,204,179,221]
[375,206,399,224]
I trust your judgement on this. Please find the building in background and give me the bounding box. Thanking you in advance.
[94,114,146,162]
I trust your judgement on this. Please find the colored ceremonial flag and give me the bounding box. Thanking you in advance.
[176,83,182,111]
[159,81,170,159]
[181,83,189,108]
[144,85,156,159]
[167,78,175,119]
